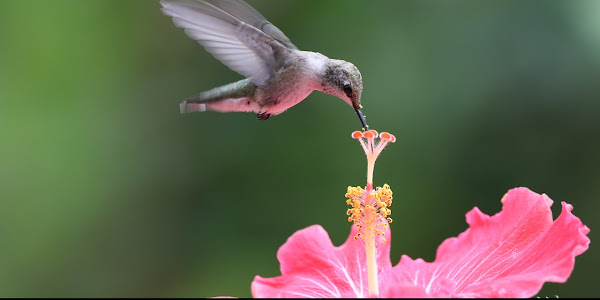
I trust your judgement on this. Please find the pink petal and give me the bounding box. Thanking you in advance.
[382,187,590,298]
[380,277,456,298]
[251,224,392,298]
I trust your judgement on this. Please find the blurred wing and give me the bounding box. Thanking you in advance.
[204,0,297,49]
[161,0,287,86]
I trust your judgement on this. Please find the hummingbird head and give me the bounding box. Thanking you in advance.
[320,59,368,130]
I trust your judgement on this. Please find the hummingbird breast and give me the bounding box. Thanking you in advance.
[257,50,327,115]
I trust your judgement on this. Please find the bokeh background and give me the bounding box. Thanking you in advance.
[0,0,598,297]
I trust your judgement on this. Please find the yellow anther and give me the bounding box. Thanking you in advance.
[345,183,393,245]
[355,232,363,239]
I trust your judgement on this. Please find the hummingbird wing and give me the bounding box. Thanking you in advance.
[203,0,297,50]
[161,0,291,87]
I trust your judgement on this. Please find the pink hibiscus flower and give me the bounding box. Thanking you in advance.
[248,130,589,298]
[251,187,590,298]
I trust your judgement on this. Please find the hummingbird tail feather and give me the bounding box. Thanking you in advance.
[181,97,256,114]
[178,78,257,114]
[180,101,206,113]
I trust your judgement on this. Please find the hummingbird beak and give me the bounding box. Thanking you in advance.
[354,106,369,131]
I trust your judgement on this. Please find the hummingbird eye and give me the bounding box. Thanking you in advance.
[343,83,353,98]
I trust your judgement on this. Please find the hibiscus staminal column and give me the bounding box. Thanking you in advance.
[346,130,395,297]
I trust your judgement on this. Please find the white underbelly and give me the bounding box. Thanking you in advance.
[265,88,315,115]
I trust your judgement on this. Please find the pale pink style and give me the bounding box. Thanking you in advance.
[252,187,590,298]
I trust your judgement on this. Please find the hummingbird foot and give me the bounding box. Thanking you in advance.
[257,112,272,120]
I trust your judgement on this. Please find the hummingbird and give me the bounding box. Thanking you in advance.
[161,0,369,130]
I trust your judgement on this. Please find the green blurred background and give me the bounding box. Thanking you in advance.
[0,0,598,297]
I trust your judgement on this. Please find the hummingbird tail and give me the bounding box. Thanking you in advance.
[180,101,207,113]
[178,78,258,114]
[180,97,258,114]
